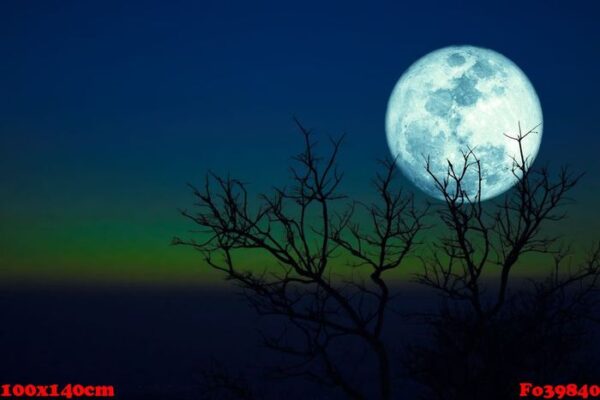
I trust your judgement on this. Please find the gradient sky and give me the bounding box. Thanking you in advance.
[1,0,599,285]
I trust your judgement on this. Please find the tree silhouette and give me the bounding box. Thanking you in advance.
[405,124,600,399]
[417,124,583,317]
[174,121,599,400]
[174,119,427,399]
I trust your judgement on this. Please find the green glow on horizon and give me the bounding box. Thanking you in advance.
[1,206,592,287]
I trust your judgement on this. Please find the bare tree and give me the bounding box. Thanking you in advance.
[175,121,599,399]
[416,124,584,316]
[406,124,600,399]
[173,119,427,399]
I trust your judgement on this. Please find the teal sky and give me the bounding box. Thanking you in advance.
[1,0,599,285]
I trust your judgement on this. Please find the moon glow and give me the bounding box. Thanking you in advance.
[385,46,543,201]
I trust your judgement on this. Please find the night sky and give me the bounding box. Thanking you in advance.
[1,0,599,286]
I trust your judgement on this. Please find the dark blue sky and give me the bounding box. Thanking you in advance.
[1,0,599,282]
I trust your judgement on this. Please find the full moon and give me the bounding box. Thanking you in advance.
[385,45,543,201]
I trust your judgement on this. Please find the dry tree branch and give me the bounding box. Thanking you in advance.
[174,121,428,400]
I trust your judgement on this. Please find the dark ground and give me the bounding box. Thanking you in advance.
[0,285,428,399]
[8,282,593,399]
[0,286,261,399]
